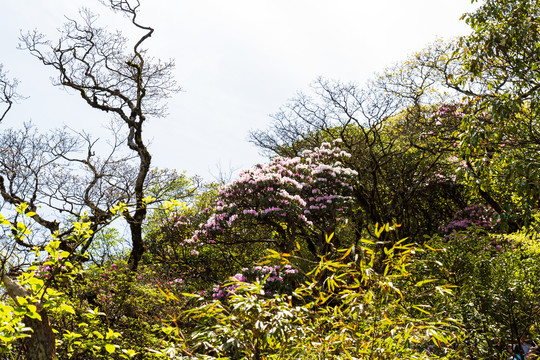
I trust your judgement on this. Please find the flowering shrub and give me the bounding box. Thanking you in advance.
[146,210,198,260]
[194,141,358,255]
[438,204,513,252]
[432,102,466,125]
[440,204,497,235]
[212,263,301,300]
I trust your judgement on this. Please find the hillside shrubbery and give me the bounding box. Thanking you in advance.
[2,0,540,359]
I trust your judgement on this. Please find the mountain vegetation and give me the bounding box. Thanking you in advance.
[1,0,539,358]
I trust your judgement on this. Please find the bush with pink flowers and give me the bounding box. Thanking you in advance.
[212,263,301,301]
[194,141,358,257]
[440,204,498,235]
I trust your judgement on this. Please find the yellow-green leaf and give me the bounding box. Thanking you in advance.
[105,344,116,354]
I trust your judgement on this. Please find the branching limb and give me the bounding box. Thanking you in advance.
[0,65,22,123]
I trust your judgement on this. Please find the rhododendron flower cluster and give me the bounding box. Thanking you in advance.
[34,264,53,279]
[194,141,358,246]
[432,102,466,126]
[440,204,497,235]
[212,263,300,300]
[34,256,67,279]
[439,204,513,252]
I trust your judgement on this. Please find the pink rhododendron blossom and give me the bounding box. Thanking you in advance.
[232,273,247,282]
[211,263,300,300]
[194,142,358,250]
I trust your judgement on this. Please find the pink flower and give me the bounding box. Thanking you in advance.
[232,273,247,282]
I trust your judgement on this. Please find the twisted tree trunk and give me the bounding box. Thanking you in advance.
[2,274,55,360]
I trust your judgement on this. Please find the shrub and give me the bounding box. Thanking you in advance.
[159,226,461,359]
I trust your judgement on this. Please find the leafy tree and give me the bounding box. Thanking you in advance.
[423,0,540,227]
[251,78,469,243]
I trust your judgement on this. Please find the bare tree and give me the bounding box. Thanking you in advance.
[20,0,179,270]
[0,65,21,122]
[0,1,181,357]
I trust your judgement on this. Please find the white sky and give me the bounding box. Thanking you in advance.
[0,0,479,181]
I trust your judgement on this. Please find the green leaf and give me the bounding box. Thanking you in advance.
[416,279,439,287]
[121,349,137,358]
[13,307,26,316]
[0,214,10,226]
[15,222,31,235]
[106,328,121,340]
[105,344,116,354]
[60,303,76,315]
[16,297,28,306]
[26,309,41,320]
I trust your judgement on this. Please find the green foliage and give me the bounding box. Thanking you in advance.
[0,209,142,359]
[0,303,33,354]
[160,227,460,359]
[65,260,189,358]
[4,2,540,359]
[447,0,540,227]
[59,307,136,359]
[422,227,540,358]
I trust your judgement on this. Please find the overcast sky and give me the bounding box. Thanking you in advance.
[1,0,479,181]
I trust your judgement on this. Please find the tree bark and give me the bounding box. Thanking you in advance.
[128,220,145,271]
[2,274,56,360]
